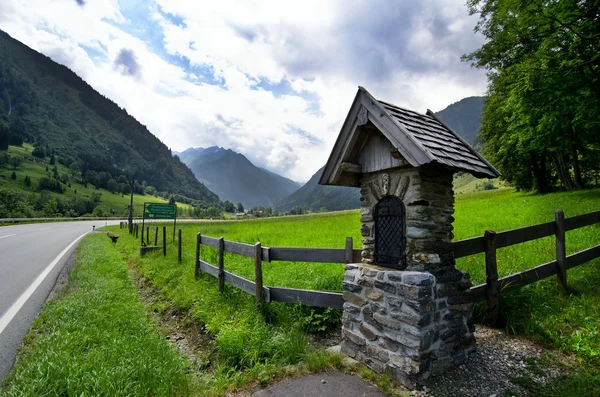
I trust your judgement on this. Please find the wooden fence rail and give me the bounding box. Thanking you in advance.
[194,234,352,310]
[192,209,600,319]
[463,209,600,325]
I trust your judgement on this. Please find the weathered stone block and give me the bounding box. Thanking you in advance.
[343,302,361,316]
[359,323,378,341]
[386,272,403,282]
[342,281,362,294]
[373,312,403,330]
[343,329,366,346]
[390,311,432,327]
[366,345,390,362]
[365,288,383,301]
[378,336,401,352]
[343,291,366,307]
[403,272,435,286]
[374,280,396,294]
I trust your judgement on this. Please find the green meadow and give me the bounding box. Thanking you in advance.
[0,143,191,217]
[118,187,600,393]
[3,187,599,395]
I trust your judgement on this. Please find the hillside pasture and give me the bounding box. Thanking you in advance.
[0,144,192,217]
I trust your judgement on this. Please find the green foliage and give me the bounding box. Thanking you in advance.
[237,202,244,213]
[23,174,31,186]
[0,235,191,396]
[465,0,600,192]
[10,170,15,179]
[8,156,20,170]
[37,177,63,193]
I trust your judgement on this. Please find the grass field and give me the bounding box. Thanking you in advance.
[0,144,192,216]
[101,187,600,394]
[3,187,599,395]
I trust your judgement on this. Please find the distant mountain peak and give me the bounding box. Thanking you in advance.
[179,146,301,208]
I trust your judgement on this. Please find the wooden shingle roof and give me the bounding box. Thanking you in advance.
[319,87,500,187]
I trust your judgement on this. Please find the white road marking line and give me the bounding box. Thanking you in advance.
[0,234,17,240]
[0,231,90,335]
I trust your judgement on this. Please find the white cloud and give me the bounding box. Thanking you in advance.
[0,0,487,183]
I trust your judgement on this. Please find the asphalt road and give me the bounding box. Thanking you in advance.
[0,220,120,381]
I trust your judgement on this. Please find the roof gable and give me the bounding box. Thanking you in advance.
[319,87,500,187]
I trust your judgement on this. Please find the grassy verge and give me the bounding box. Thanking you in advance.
[0,234,191,396]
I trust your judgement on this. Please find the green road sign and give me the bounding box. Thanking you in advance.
[144,203,177,219]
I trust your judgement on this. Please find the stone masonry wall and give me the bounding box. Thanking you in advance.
[342,166,475,386]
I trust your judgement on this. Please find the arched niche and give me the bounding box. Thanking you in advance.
[374,195,406,269]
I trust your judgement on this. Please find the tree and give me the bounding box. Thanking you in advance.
[41,198,60,217]
[236,202,244,213]
[145,186,157,196]
[23,175,31,186]
[0,124,9,150]
[465,0,600,192]
[223,200,235,213]
[8,156,20,170]
[69,161,81,178]
[10,171,16,180]
[106,178,118,193]
[168,196,176,205]
[49,153,56,165]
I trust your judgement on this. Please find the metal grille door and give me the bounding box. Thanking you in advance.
[374,196,406,269]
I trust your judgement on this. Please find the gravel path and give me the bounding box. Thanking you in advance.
[413,325,573,397]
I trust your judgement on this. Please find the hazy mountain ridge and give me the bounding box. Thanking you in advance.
[179,146,301,208]
[435,96,484,145]
[275,96,486,212]
[0,30,218,204]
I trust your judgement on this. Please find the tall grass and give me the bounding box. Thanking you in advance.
[0,235,191,396]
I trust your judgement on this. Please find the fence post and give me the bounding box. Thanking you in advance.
[163,226,167,256]
[178,229,182,263]
[255,242,264,313]
[146,227,150,245]
[555,209,568,293]
[484,230,500,326]
[154,227,159,246]
[135,224,139,239]
[345,237,353,263]
[195,233,201,280]
[218,237,225,293]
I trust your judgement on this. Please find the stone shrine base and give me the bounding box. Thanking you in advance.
[341,264,475,388]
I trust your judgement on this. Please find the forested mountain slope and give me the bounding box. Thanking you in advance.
[436,96,484,145]
[0,30,218,204]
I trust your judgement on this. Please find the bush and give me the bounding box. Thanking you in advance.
[37,177,64,193]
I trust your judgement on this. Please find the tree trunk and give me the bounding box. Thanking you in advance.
[569,121,584,189]
[552,153,575,190]
[571,145,584,189]
[531,150,550,193]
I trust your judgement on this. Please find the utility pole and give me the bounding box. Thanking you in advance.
[128,176,134,233]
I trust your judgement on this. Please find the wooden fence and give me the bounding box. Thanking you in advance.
[194,235,361,311]
[459,209,600,324]
[193,209,600,319]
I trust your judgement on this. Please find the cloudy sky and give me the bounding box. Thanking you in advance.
[0,0,487,182]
